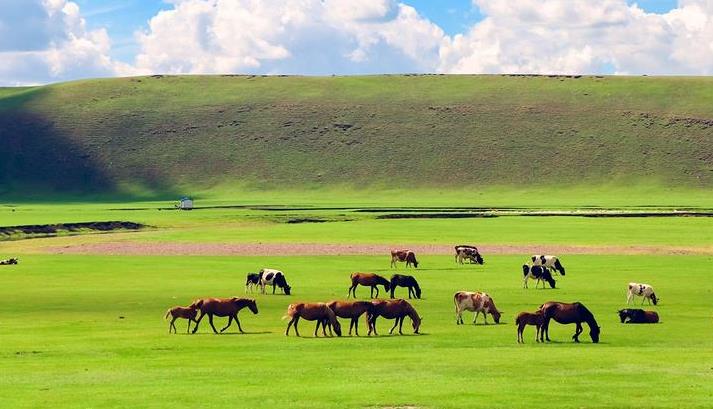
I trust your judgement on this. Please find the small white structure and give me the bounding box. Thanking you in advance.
[177,197,193,210]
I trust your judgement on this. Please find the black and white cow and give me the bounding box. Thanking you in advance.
[0,258,18,265]
[259,268,292,295]
[627,282,657,305]
[245,273,261,293]
[531,255,565,275]
[454,245,484,265]
[522,264,556,289]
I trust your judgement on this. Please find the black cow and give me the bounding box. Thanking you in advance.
[618,309,659,324]
[522,264,556,289]
[245,272,261,293]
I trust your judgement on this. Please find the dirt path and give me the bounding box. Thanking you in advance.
[43,241,712,256]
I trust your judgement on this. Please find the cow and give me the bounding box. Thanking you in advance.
[618,309,659,324]
[245,273,261,293]
[390,250,419,268]
[627,283,658,305]
[0,258,18,265]
[453,291,502,325]
[259,268,292,295]
[522,264,556,289]
[531,255,565,275]
[454,245,484,265]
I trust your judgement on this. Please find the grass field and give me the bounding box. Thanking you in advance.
[2,199,713,408]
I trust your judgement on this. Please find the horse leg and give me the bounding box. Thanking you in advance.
[517,323,523,343]
[191,311,206,334]
[374,286,379,298]
[389,318,399,335]
[369,316,378,336]
[407,287,413,299]
[399,316,405,335]
[352,318,359,336]
[323,319,330,337]
[314,320,321,337]
[535,325,541,342]
[573,322,582,342]
[169,317,177,334]
[234,314,245,333]
[208,314,218,334]
[286,317,295,336]
[348,284,355,298]
[220,316,233,333]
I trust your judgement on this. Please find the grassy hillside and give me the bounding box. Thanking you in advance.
[1,74,713,200]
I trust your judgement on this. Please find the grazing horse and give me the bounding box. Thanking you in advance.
[326,300,373,336]
[389,274,422,299]
[454,245,484,265]
[522,265,556,289]
[284,303,342,337]
[453,291,502,324]
[367,299,421,335]
[539,301,600,343]
[164,305,199,334]
[618,309,659,324]
[627,283,658,305]
[0,258,18,265]
[259,268,292,295]
[191,297,258,334]
[245,272,261,293]
[348,272,390,298]
[531,255,565,275]
[515,311,544,343]
[390,250,419,268]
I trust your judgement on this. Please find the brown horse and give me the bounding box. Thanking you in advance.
[284,302,342,337]
[164,305,199,334]
[348,273,390,298]
[539,301,600,343]
[190,297,258,334]
[367,299,422,336]
[326,300,373,336]
[515,311,544,343]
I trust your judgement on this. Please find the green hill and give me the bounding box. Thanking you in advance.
[1,74,713,200]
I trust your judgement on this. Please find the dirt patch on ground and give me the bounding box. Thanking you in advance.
[44,242,712,256]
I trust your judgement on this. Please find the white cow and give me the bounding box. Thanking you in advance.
[259,268,292,295]
[531,255,565,275]
[453,291,502,324]
[627,282,658,305]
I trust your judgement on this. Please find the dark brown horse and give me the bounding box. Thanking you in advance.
[284,302,342,337]
[539,301,600,343]
[164,305,199,334]
[348,272,390,298]
[515,311,544,343]
[190,297,258,334]
[367,299,422,336]
[326,300,373,336]
[390,274,422,299]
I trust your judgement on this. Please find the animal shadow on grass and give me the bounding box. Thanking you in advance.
[190,331,272,336]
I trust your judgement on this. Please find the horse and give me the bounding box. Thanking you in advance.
[453,291,502,325]
[389,274,422,299]
[164,305,199,334]
[284,302,342,337]
[515,311,544,343]
[390,250,419,268]
[367,299,421,336]
[190,297,258,334]
[454,245,484,265]
[618,309,659,324]
[539,301,600,343]
[326,300,373,336]
[348,272,390,298]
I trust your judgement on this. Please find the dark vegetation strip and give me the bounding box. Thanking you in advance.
[0,221,145,241]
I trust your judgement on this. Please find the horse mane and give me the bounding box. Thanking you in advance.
[403,301,420,322]
[376,275,390,286]
[575,302,599,329]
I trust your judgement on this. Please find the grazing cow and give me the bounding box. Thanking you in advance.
[245,273,261,293]
[539,301,600,343]
[515,311,544,343]
[390,249,419,268]
[326,300,373,336]
[259,268,292,295]
[389,274,422,299]
[348,272,390,298]
[531,255,565,275]
[190,297,258,334]
[367,299,421,336]
[522,264,556,289]
[618,309,659,324]
[0,258,18,265]
[453,291,502,325]
[284,302,342,337]
[454,245,484,265]
[164,305,199,334]
[627,283,658,305]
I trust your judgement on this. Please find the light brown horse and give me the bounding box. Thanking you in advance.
[367,299,422,336]
[190,297,258,334]
[515,311,544,343]
[284,302,342,337]
[348,272,390,298]
[326,300,374,336]
[539,301,600,343]
[164,305,199,334]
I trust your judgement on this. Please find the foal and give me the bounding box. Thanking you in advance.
[515,311,544,343]
[164,305,199,334]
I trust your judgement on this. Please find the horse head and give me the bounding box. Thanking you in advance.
[590,325,601,343]
[332,319,342,337]
[247,299,259,314]
[412,315,422,334]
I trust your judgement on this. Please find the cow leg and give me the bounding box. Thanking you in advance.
[220,316,233,333]
[626,292,632,304]
[473,311,479,324]
[273,284,276,295]
[208,314,219,334]
[191,311,206,334]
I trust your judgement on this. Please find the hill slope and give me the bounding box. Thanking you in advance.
[1,74,713,198]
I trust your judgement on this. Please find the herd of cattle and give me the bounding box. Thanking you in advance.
[163,246,661,343]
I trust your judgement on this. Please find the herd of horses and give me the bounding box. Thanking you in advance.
[164,245,661,343]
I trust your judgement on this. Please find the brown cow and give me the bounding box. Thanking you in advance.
[348,272,390,298]
[164,305,199,334]
[284,302,342,337]
[515,311,544,343]
[326,300,373,336]
[190,297,258,334]
[367,299,422,336]
[390,250,419,268]
[453,291,502,325]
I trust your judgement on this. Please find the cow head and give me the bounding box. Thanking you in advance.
[490,309,502,324]
[283,284,292,295]
[617,310,628,323]
[590,326,601,343]
[651,293,658,305]
[474,252,484,265]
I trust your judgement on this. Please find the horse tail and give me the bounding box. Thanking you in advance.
[282,303,298,320]
[164,309,172,320]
